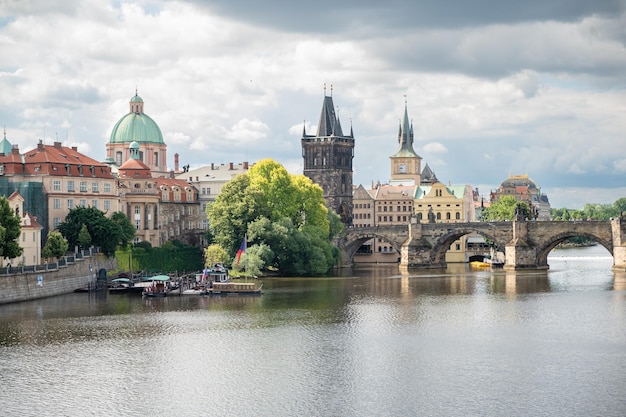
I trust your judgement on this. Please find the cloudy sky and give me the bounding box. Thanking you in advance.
[1,0,625,209]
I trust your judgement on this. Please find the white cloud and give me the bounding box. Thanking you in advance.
[0,1,624,208]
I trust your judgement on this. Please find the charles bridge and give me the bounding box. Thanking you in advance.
[338,215,626,271]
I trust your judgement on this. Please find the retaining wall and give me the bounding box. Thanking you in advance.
[0,254,117,305]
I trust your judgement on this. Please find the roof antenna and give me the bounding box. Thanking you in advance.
[330,84,333,97]
[323,83,326,96]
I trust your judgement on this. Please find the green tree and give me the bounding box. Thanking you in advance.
[207,159,340,275]
[42,231,69,261]
[77,224,91,250]
[58,207,132,257]
[111,211,136,248]
[482,196,530,221]
[204,244,230,266]
[0,197,23,260]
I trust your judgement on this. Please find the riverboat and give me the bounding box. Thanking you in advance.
[470,260,491,269]
[201,263,262,296]
[142,275,171,297]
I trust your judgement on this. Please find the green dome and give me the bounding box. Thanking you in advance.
[130,94,144,103]
[109,112,164,144]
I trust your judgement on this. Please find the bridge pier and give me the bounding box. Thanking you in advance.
[400,223,446,269]
[611,216,626,271]
[504,218,547,270]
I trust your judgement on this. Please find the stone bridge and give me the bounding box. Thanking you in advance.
[338,216,626,271]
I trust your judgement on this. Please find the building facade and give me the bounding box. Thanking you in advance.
[302,90,354,224]
[490,174,551,220]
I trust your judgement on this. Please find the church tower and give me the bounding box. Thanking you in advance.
[390,100,422,184]
[302,87,354,224]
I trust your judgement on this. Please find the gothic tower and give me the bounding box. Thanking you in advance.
[302,88,354,224]
[390,100,422,184]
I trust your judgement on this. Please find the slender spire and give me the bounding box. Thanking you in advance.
[391,98,420,158]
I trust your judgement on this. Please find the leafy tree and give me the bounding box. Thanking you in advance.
[0,196,23,260]
[58,207,133,257]
[42,231,69,261]
[207,159,340,275]
[111,211,136,248]
[482,196,530,221]
[204,244,230,266]
[77,224,91,250]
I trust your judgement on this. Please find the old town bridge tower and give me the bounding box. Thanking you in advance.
[302,88,354,224]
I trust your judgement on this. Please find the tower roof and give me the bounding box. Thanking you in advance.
[316,95,345,137]
[391,101,421,159]
[0,128,12,155]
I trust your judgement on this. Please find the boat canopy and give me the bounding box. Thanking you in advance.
[112,278,132,283]
[143,275,170,281]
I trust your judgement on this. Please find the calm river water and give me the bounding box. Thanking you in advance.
[1,245,625,417]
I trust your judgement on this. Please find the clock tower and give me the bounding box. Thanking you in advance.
[390,100,421,184]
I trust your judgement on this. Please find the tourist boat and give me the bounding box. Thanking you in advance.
[202,263,262,296]
[142,275,171,297]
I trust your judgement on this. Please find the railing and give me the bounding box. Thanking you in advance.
[1,246,102,276]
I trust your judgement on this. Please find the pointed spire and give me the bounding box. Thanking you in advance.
[302,120,307,136]
[391,97,420,158]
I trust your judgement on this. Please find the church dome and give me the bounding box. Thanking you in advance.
[499,174,538,190]
[109,93,164,145]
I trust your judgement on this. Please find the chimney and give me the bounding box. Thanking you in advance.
[229,162,233,170]
[243,161,248,170]
[174,153,179,172]
[71,146,78,151]
[54,141,62,149]
[211,163,214,170]
[37,140,44,151]
[12,144,20,155]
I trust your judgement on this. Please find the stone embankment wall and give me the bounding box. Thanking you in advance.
[0,254,117,305]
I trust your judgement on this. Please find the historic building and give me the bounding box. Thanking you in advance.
[490,174,551,220]
[117,142,202,247]
[389,101,422,185]
[106,91,169,177]
[302,89,354,224]
[7,191,43,267]
[177,161,252,233]
[0,139,118,236]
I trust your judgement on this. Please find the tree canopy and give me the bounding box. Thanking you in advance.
[0,197,23,260]
[482,196,530,221]
[207,159,343,275]
[42,231,69,261]
[552,198,626,221]
[58,206,135,256]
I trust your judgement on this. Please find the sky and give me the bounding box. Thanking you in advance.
[1,0,625,210]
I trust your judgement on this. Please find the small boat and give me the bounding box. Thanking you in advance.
[202,263,262,296]
[109,277,133,294]
[470,260,491,269]
[142,275,171,297]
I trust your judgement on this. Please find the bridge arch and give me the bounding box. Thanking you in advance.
[535,232,613,267]
[341,231,404,264]
[430,228,507,264]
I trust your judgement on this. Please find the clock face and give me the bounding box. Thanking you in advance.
[399,164,407,173]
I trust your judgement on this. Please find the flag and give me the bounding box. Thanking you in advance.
[235,234,247,266]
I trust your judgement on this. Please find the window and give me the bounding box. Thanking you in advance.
[92,182,99,192]
[92,200,98,209]
[79,199,86,207]
[67,199,74,209]
[67,181,74,192]
[104,200,111,211]
[80,181,87,192]
[53,180,61,191]
[53,199,61,210]
[456,212,461,220]
[104,183,111,193]
[116,151,122,166]
[53,217,61,228]
[154,152,159,167]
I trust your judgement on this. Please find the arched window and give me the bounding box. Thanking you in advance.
[456,212,461,220]
[154,152,159,167]
[116,151,122,166]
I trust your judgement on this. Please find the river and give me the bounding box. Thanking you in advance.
[0,245,625,417]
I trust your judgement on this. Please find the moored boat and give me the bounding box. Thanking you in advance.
[202,263,262,296]
[141,275,171,297]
